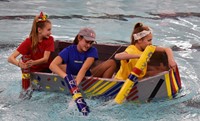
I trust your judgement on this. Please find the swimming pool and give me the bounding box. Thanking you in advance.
[1,0,200,120]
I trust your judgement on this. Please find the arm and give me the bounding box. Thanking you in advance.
[26,51,51,67]
[155,46,177,69]
[115,51,140,60]
[7,50,27,69]
[49,56,67,78]
[76,57,95,85]
[26,36,54,67]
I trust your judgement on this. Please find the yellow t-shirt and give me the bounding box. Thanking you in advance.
[115,45,147,80]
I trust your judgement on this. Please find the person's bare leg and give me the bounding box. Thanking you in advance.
[102,59,116,78]
[91,59,116,78]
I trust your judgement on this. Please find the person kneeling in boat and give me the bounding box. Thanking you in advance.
[114,22,177,80]
[49,27,116,85]
[7,12,54,73]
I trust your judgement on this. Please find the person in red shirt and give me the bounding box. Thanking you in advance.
[8,12,54,72]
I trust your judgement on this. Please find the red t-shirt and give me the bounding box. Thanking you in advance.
[17,36,54,72]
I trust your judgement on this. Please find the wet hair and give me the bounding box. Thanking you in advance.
[131,22,150,44]
[73,35,84,45]
[29,16,51,52]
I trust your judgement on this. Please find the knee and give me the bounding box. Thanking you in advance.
[107,59,117,68]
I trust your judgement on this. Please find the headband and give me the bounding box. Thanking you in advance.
[37,12,48,22]
[133,28,152,40]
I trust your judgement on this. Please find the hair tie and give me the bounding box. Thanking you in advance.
[37,12,48,22]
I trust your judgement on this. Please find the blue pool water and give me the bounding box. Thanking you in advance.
[1,0,200,120]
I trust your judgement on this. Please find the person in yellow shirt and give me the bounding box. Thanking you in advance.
[115,22,177,80]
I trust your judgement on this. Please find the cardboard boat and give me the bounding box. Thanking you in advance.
[30,40,182,102]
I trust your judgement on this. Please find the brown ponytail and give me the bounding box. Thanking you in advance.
[29,15,51,53]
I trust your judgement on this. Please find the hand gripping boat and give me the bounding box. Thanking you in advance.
[29,40,182,103]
